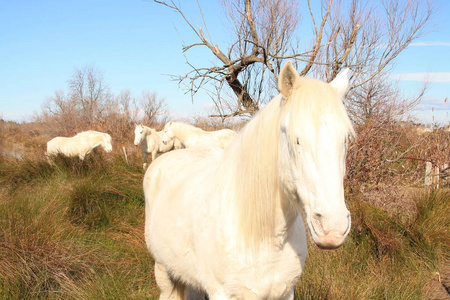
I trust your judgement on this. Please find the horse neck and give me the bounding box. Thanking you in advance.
[172,123,201,141]
[78,132,103,149]
[143,126,155,142]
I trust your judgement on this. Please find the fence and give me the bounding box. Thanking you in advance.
[425,162,449,189]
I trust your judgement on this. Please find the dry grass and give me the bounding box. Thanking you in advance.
[0,154,157,299]
[1,119,449,299]
[296,189,450,300]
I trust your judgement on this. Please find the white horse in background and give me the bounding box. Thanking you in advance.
[415,125,434,134]
[46,130,113,161]
[161,121,237,149]
[144,61,355,300]
[134,124,182,169]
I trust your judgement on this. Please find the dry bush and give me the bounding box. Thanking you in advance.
[347,122,450,187]
[0,120,49,162]
[191,116,244,132]
[345,120,450,221]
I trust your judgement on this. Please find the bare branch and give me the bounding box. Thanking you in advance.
[153,0,436,120]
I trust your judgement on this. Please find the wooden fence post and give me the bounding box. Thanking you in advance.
[425,161,441,189]
[122,146,129,165]
[433,165,440,189]
[425,162,432,187]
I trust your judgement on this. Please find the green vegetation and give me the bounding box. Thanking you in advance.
[0,155,159,300]
[1,154,448,299]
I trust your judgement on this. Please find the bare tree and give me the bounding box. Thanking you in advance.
[315,0,433,123]
[38,90,81,135]
[37,65,169,139]
[114,89,139,122]
[139,90,167,126]
[153,0,435,121]
[37,65,113,135]
[68,64,111,125]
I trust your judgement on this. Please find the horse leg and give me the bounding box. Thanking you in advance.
[185,287,207,300]
[155,262,186,300]
[151,150,157,163]
[45,153,55,165]
[282,288,295,300]
[143,151,148,170]
[142,142,148,170]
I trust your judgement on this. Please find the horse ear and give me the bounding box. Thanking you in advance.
[330,68,350,99]
[278,61,300,98]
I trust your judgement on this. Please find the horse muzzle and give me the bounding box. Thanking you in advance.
[313,230,347,249]
[309,212,351,250]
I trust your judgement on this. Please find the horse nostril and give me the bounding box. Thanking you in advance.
[313,213,323,221]
[312,213,324,234]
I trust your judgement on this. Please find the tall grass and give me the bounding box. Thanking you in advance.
[0,155,158,299]
[0,154,448,299]
[296,189,450,299]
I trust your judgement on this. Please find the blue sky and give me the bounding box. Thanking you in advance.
[1,0,449,124]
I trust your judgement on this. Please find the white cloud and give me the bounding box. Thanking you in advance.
[391,72,450,82]
[409,42,450,47]
[416,96,449,111]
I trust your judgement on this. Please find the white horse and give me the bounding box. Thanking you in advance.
[134,124,182,169]
[144,61,355,300]
[161,121,237,149]
[46,130,113,161]
[415,125,434,134]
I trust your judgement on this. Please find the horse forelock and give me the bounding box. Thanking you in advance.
[285,77,355,142]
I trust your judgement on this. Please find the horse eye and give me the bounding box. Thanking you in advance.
[296,138,300,145]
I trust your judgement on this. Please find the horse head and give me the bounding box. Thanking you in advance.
[134,124,145,146]
[277,61,354,249]
[102,133,113,152]
[161,122,174,145]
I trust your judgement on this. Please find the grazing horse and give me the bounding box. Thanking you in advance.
[161,121,237,149]
[134,124,182,169]
[144,61,355,300]
[46,130,113,161]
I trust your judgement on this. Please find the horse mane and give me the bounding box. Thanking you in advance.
[224,76,354,251]
[224,96,283,251]
[170,122,203,140]
[171,122,203,132]
[142,125,156,135]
